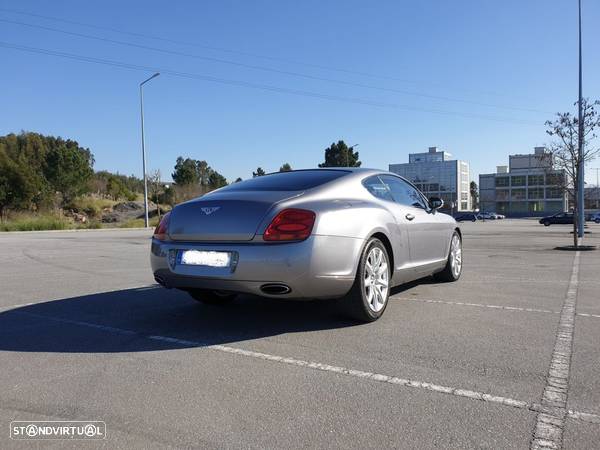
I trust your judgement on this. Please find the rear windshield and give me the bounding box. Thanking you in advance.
[222,170,350,191]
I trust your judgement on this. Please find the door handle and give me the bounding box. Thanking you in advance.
[405,213,415,221]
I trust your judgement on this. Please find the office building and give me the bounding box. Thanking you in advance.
[389,147,471,212]
[479,147,568,217]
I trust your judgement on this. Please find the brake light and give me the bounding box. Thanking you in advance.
[263,209,316,241]
[153,212,171,241]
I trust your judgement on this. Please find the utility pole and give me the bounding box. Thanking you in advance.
[139,72,160,228]
[577,0,585,238]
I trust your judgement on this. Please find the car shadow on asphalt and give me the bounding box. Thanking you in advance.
[0,276,439,354]
[0,286,363,353]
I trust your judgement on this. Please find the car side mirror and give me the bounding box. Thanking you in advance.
[429,197,444,210]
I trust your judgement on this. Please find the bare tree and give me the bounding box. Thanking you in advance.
[148,170,163,219]
[544,99,600,247]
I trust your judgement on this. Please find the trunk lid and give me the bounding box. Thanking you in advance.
[168,190,301,241]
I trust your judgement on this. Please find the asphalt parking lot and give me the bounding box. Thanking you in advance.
[0,220,599,449]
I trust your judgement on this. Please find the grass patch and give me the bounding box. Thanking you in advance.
[75,220,103,230]
[0,213,70,231]
[67,196,117,218]
[119,216,160,228]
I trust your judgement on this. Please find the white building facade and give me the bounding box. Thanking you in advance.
[389,147,471,212]
[479,147,568,217]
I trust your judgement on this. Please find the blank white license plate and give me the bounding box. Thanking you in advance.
[179,250,231,268]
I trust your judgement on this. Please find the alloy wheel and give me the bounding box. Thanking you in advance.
[363,246,389,312]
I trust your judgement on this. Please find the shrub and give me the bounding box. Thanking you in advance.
[0,213,70,231]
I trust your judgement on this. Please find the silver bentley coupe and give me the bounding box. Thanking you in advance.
[151,168,462,322]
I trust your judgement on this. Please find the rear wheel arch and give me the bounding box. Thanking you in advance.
[454,227,462,239]
[370,232,394,275]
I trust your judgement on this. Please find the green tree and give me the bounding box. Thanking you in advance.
[159,186,175,206]
[93,171,144,196]
[279,163,292,172]
[172,157,200,185]
[106,175,134,200]
[0,132,94,209]
[318,140,361,167]
[0,149,35,219]
[470,181,479,210]
[253,167,266,177]
[44,143,94,203]
[208,171,228,189]
[197,160,211,186]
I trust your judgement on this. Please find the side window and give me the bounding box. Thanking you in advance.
[362,176,393,201]
[380,175,428,209]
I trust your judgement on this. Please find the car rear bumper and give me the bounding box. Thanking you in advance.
[150,235,364,299]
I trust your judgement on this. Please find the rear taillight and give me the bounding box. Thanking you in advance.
[263,209,316,241]
[153,212,171,241]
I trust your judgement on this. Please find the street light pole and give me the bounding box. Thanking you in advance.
[140,72,160,228]
[577,0,585,238]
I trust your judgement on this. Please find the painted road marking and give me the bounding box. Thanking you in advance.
[399,297,557,314]
[530,251,580,450]
[14,309,600,426]
[399,297,600,319]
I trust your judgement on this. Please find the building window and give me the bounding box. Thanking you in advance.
[546,173,564,186]
[528,174,544,186]
[511,176,526,186]
[497,202,509,213]
[496,189,509,201]
[545,201,565,213]
[440,193,455,205]
[511,189,526,200]
[461,202,468,210]
[528,187,544,199]
[495,177,509,187]
[510,202,528,213]
[528,201,545,213]
[546,187,563,199]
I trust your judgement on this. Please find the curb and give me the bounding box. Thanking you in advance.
[0,227,153,235]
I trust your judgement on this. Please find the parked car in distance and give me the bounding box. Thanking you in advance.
[455,213,478,222]
[589,212,600,224]
[539,212,574,226]
[491,212,505,219]
[478,212,496,220]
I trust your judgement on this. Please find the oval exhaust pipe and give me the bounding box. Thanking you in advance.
[260,283,291,295]
[154,274,170,288]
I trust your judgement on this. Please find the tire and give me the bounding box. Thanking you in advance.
[543,221,550,226]
[343,238,391,322]
[187,289,237,305]
[595,219,600,224]
[434,231,462,282]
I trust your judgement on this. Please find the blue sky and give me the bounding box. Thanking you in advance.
[1,0,599,184]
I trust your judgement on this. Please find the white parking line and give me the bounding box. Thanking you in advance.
[399,297,557,314]
[15,309,600,426]
[399,297,600,320]
[530,251,580,450]
[576,312,600,319]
